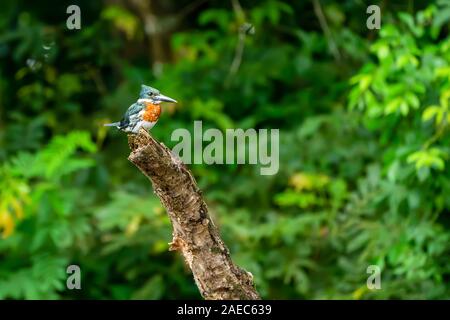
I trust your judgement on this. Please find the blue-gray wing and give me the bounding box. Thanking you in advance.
[119,102,144,129]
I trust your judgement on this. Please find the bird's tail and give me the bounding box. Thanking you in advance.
[104,122,120,127]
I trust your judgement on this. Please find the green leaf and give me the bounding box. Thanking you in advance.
[422,105,441,122]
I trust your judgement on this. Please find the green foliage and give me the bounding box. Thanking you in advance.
[1,0,449,300]
[349,5,450,182]
[0,131,96,298]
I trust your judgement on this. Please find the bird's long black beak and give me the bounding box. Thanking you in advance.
[156,93,177,103]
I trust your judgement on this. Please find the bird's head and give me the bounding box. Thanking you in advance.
[139,85,177,104]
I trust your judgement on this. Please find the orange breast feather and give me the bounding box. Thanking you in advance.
[143,103,161,122]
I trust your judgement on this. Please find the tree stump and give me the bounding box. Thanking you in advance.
[127,129,260,300]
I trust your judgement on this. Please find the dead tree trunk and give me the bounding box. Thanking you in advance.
[127,129,260,300]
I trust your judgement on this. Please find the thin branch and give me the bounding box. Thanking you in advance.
[127,129,260,300]
[312,0,341,62]
[227,32,246,83]
[423,120,448,150]
[225,0,252,86]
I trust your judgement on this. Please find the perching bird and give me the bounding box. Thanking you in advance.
[104,85,177,133]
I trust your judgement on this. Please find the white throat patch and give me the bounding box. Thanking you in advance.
[138,98,157,104]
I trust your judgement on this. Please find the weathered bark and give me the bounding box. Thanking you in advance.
[127,129,260,300]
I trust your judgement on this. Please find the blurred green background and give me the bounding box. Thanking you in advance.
[1,0,450,299]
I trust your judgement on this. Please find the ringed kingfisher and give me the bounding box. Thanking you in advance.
[104,85,177,133]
